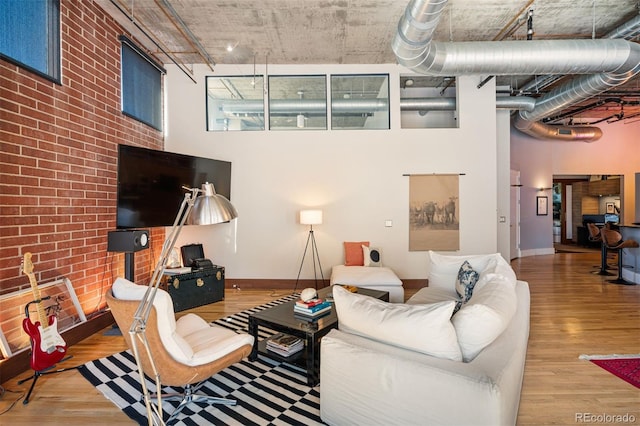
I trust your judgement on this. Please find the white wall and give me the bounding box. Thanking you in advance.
[511,119,640,255]
[164,63,507,281]
[496,108,512,260]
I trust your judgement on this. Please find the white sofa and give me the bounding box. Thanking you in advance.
[320,252,530,426]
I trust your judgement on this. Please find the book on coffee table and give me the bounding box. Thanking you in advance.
[266,333,304,357]
[294,310,330,323]
[295,298,325,308]
[293,300,332,317]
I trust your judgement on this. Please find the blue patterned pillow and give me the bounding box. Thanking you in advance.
[455,260,479,304]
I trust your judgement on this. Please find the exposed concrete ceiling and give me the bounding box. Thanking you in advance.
[96,0,640,124]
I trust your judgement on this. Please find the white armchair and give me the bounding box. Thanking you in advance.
[107,277,254,423]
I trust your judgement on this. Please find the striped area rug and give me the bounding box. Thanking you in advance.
[78,294,326,425]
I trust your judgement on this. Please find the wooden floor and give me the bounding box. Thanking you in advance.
[1,252,639,424]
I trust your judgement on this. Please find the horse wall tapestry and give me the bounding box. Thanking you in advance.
[409,174,459,251]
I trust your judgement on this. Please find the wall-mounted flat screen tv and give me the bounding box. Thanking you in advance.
[116,145,232,229]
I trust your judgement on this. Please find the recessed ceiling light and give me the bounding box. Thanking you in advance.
[226,41,239,52]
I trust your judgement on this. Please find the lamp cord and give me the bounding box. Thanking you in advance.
[0,386,25,415]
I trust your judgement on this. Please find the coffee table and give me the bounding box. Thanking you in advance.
[248,286,389,386]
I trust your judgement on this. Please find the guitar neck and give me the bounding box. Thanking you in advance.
[26,272,49,329]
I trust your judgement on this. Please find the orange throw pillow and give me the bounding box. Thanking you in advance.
[344,241,370,266]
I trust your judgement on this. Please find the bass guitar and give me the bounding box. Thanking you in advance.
[22,252,67,371]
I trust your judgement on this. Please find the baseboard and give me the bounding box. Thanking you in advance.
[226,278,427,290]
[226,278,314,289]
[0,311,114,383]
[520,247,556,257]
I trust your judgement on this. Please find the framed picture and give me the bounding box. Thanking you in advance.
[606,202,615,214]
[536,196,548,216]
[408,174,460,251]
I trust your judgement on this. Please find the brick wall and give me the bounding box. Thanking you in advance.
[0,0,165,352]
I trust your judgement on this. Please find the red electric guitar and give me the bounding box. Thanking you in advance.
[22,253,67,371]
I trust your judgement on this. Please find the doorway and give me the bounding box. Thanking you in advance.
[553,177,588,246]
[552,175,622,247]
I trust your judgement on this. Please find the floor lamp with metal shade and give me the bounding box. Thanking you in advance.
[293,209,325,293]
[127,182,237,426]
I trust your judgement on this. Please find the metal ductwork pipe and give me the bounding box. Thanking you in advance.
[400,97,455,111]
[400,96,537,112]
[513,118,603,142]
[392,0,640,142]
[218,98,389,115]
[605,14,640,39]
[219,99,327,114]
[496,96,536,112]
[216,96,538,118]
[330,99,389,114]
[518,14,640,95]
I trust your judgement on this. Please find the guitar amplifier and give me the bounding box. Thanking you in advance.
[161,266,225,312]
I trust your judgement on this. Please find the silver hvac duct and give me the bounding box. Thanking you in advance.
[217,96,535,116]
[518,15,640,99]
[496,96,536,113]
[401,97,455,111]
[605,14,640,40]
[400,96,536,112]
[392,0,640,142]
[218,98,388,115]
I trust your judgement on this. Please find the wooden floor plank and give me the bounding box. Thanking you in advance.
[1,251,638,424]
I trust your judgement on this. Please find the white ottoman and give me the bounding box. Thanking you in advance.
[330,265,404,302]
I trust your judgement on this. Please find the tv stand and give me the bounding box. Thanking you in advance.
[124,252,135,281]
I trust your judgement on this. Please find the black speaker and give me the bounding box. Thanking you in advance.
[107,230,150,253]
